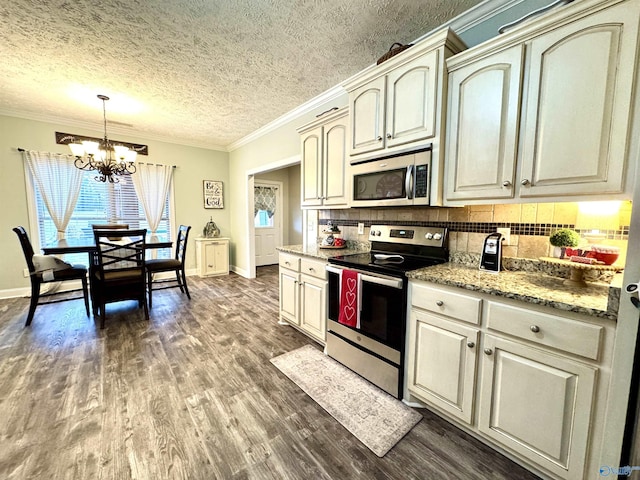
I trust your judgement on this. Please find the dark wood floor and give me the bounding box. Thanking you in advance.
[0,266,540,479]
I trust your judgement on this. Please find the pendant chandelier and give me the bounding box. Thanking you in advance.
[69,94,137,183]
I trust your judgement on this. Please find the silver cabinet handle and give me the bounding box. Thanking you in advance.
[484,348,493,355]
[521,179,530,186]
[285,261,290,266]
[502,181,511,187]
[386,133,392,139]
[377,136,383,141]
[436,300,444,306]
[308,267,315,272]
[530,325,540,333]
[467,341,475,348]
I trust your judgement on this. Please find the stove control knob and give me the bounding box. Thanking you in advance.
[433,233,442,241]
[373,230,381,236]
[425,233,433,240]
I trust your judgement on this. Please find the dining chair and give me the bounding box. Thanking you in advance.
[92,228,148,329]
[88,224,129,313]
[145,225,191,308]
[12,226,90,326]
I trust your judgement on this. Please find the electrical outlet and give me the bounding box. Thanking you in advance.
[23,268,29,277]
[497,227,511,245]
[358,222,365,235]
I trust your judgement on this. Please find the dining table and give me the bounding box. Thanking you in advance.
[42,234,173,315]
[42,234,173,255]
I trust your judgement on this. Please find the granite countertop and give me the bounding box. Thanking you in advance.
[277,245,618,320]
[276,243,367,260]
[407,262,619,320]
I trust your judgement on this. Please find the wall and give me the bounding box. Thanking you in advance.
[0,115,229,293]
[458,0,553,47]
[320,201,632,265]
[227,92,348,275]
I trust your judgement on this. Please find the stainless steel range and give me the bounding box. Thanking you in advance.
[326,224,449,398]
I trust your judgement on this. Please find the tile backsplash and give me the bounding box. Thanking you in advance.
[319,201,631,265]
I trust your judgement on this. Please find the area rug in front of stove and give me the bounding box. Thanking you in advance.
[270,344,422,457]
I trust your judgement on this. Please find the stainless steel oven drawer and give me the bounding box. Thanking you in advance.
[326,331,400,398]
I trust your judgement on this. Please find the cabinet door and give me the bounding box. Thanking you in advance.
[213,241,229,275]
[300,127,323,206]
[445,45,523,201]
[386,50,439,148]
[407,310,479,424]
[478,335,596,480]
[299,274,327,342]
[279,268,299,325]
[519,2,639,198]
[322,115,349,207]
[203,241,228,276]
[349,76,386,156]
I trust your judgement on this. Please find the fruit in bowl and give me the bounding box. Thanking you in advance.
[333,238,345,247]
[590,245,620,265]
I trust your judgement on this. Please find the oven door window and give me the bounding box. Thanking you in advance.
[359,280,404,350]
[353,169,406,201]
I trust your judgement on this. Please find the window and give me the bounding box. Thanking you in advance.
[32,171,172,263]
[254,210,274,228]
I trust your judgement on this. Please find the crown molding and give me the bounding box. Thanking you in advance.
[2,1,518,155]
[227,85,347,152]
[443,0,525,34]
[0,108,228,152]
[228,0,521,152]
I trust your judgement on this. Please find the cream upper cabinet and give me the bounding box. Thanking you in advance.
[349,76,386,156]
[519,3,638,198]
[344,28,466,204]
[444,0,640,204]
[445,45,524,201]
[349,51,438,156]
[299,106,349,209]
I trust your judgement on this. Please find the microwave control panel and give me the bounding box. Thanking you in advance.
[415,164,428,198]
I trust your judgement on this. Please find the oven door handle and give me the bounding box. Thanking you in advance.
[326,265,403,289]
[360,273,403,289]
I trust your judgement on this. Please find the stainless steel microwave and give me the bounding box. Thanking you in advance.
[350,149,431,207]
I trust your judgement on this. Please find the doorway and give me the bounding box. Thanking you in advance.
[246,155,302,279]
[254,180,282,266]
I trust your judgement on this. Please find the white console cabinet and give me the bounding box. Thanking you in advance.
[195,237,229,277]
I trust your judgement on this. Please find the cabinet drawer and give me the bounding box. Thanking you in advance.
[279,253,300,271]
[486,301,603,360]
[411,283,482,325]
[300,257,327,280]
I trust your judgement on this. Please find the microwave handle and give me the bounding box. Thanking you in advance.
[406,165,414,200]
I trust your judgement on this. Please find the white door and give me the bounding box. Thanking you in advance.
[254,182,282,266]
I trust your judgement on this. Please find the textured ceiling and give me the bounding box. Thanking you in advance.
[0,0,483,150]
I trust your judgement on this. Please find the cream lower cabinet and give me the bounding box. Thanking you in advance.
[478,335,596,480]
[408,280,614,480]
[445,0,640,203]
[278,253,327,344]
[195,237,229,277]
[407,310,479,424]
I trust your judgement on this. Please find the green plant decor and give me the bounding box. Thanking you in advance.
[549,228,580,247]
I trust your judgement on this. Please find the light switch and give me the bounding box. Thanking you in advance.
[358,222,365,235]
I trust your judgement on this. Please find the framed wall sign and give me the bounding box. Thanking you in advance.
[203,180,224,209]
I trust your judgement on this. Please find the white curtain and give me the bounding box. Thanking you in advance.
[131,163,173,233]
[23,150,83,240]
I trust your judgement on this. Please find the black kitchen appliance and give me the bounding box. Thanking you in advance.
[480,232,503,273]
[326,224,449,398]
